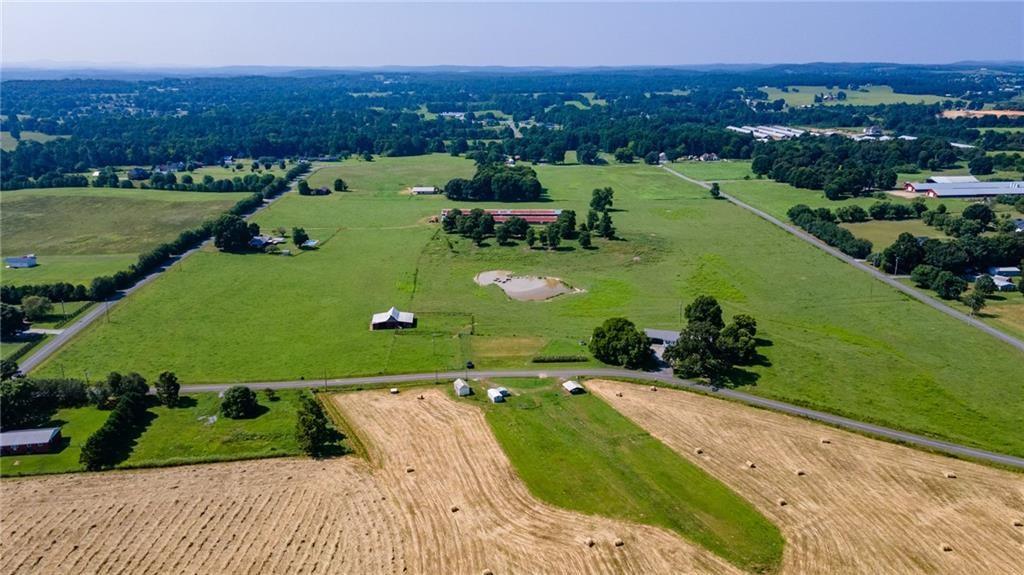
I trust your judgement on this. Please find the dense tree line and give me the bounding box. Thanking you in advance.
[752,136,963,199]
[79,372,151,470]
[787,204,873,258]
[444,164,543,202]
[0,377,90,430]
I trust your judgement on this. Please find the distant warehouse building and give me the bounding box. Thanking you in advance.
[0,427,62,455]
[904,180,1024,198]
[411,186,438,195]
[440,208,562,224]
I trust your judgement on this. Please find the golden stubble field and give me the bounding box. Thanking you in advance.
[588,379,1024,574]
[0,389,736,575]
[2,383,1022,574]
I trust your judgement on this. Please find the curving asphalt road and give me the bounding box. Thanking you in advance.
[661,165,1024,354]
[180,367,1024,469]
[19,168,321,374]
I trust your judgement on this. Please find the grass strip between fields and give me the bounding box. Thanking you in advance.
[473,378,784,573]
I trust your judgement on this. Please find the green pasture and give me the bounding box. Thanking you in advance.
[32,154,1024,458]
[0,130,68,151]
[475,378,783,573]
[1,187,247,286]
[760,85,956,107]
[0,389,305,477]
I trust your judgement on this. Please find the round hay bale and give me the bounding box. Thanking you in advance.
[649,386,657,392]
[482,570,494,575]
[615,392,623,398]
[418,394,425,400]
[820,438,831,444]
[778,499,788,506]
[745,460,756,469]
[613,538,624,547]
[944,471,957,479]
[1012,519,1023,527]
[795,469,806,476]
[450,505,460,513]
[695,447,704,455]
[584,537,595,548]
[406,467,415,473]
[941,543,953,552]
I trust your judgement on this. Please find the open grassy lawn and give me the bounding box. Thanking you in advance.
[32,155,1024,458]
[474,378,783,573]
[0,405,108,477]
[671,160,754,181]
[840,219,950,248]
[899,279,1024,341]
[761,85,955,107]
[0,130,68,151]
[0,390,305,477]
[1,187,248,286]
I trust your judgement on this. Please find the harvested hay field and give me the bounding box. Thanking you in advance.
[588,380,1024,575]
[328,389,738,574]
[0,389,738,574]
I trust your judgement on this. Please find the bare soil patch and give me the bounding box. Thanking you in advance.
[0,390,737,574]
[942,109,1024,119]
[588,380,1024,575]
[475,270,582,301]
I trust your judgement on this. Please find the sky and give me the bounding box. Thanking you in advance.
[2,1,1022,68]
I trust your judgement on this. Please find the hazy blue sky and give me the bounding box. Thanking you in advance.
[3,2,1022,68]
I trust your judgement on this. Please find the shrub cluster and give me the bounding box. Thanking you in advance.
[0,377,89,430]
[530,355,589,363]
[787,204,873,259]
[1,282,88,305]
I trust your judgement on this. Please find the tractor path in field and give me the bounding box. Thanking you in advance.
[19,166,324,374]
[177,368,1024,469]
[660,164,1024,354]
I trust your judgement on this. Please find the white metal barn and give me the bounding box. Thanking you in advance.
[487,388,505,403]
[562,380,585,395]
[453,378,472,396]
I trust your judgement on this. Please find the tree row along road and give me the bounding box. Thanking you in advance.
[660,165,1024,354]
[19,168,324,374]
[179,367,1024,469]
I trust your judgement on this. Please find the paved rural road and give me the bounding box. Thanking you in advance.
[181,367,1024,469]
[661,165,1024,354]
[19,167,322,374]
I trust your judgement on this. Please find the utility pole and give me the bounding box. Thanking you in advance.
[894,256,901,276]
[104,301,111,323]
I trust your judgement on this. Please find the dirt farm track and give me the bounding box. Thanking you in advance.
[2,383,1022,574]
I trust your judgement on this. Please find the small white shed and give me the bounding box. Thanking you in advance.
[453,378,472,397]
[562,380,585,395]
[495,387,510,397]
[487,388,505,403]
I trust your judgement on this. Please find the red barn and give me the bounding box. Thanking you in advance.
[0,427,63,455]
[441,208,562,224]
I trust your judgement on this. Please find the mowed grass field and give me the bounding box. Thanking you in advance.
[0,130,68,151]
[700,166,1024,338]
[475,378,783,572]
[760,85,955,107]
[0,187,248,286]
[0,389,304,477]
[32,154,1024,457]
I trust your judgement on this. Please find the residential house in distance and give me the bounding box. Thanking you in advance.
[5,254,38,269]
[988,266,1021,277]
[127,167,151,180]
[370,307,416,330]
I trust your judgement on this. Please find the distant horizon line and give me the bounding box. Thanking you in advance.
[4,59,1024,72]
